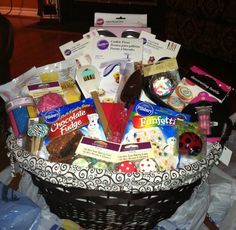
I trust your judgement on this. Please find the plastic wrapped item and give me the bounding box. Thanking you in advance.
[36,92,65,113]
[36,60,81,104]
[154,166,236,230]
[207,166,236,227]
[5,96,37,138]
[19,170,84,230]
[0,181,41,230]
[0,166,83,230]
[154,183,210,230]
[219,201,236,230]
[0,67,40,103]
[218,130,236,177]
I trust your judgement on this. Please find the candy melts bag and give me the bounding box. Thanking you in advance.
[37,59,81,104]
[37,59,77,82]
[0,67,40,102]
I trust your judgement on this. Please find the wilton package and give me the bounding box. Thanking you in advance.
[74,137,155,170]
[36,59,81,104]
[59,37,92,62]
[91,36,143,103]
[74,136,176,172]
[139,31,181,65]
[94,12,148,27]
[90,26,151,38]
[143,58,181,106]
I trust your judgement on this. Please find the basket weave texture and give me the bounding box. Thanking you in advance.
[7,134,222,229]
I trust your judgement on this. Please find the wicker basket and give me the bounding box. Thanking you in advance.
[7,134,223,229]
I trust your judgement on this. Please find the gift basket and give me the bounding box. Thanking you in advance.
[2,13,235,230]
[7,135,222,229]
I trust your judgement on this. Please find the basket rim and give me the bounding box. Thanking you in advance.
[7,134,222,192]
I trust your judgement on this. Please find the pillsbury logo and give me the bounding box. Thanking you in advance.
[136,102,154,116]
[44,110,60,123]
[97,39,109,50]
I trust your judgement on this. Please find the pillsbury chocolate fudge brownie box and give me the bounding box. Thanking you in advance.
[39,98,106,145]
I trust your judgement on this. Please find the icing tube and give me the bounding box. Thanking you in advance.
[8,110,19,137]
[13,107,29,136]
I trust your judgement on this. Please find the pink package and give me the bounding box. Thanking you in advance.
[189,66,232,103]
[37,92,65,113]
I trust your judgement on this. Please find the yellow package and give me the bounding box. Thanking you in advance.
[60,79,81,104]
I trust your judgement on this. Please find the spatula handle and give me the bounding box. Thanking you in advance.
[90,90,112,139]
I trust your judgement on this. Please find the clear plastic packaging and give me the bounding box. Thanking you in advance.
[6,96,37,138]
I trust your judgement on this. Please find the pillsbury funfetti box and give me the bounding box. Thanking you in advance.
[122,100,191,156]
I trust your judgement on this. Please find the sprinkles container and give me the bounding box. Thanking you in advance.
[6,96,37,138]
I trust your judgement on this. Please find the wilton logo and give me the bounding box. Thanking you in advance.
[97,39,109,50]
[141,37,147,45]
[136,102,154,116]
[96,18,104,25]
[64,49,72,56]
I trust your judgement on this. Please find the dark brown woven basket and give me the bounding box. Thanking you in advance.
[30,171,201,229]
[7,135,223,230]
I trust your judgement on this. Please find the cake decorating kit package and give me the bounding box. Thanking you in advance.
[90,12,151,38]
[2,12,235,230]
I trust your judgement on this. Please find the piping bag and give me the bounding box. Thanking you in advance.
[76,65,112,139]
[99,56,134,102]
[107,69,143,142]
